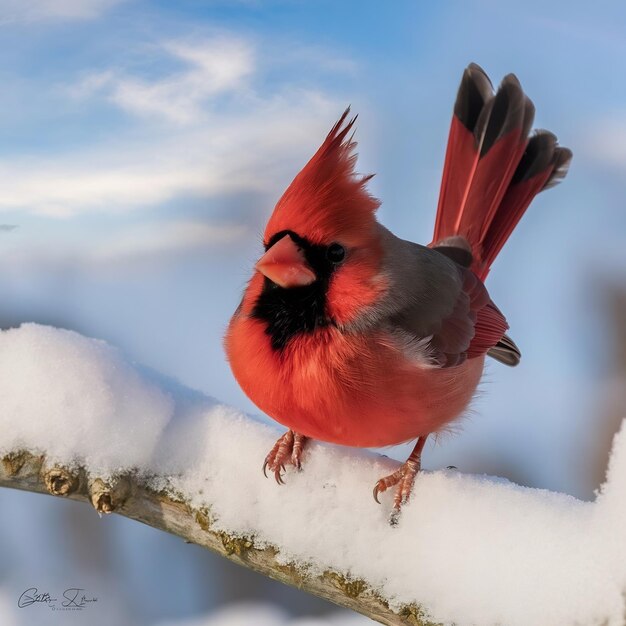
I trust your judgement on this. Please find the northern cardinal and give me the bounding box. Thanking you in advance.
[225,63,571,514]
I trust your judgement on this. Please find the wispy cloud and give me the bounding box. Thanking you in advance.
[0,218,249,269]
[71,37,256,124]
[0,89,338,218]
[91,220,248,262]
[0,33,346,218]
[0,0,125,23]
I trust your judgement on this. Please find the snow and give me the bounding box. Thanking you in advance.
[0,324,174,475]
[1,323,625,626]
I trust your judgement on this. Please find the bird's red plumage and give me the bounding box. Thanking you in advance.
[225,64,570,481]
[264,109,380,249]
[226,277,484,446]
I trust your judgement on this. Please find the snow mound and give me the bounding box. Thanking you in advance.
[1,324,625,626]
[0,324,174,474]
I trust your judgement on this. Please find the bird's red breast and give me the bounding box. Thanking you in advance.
[225,273,484,447]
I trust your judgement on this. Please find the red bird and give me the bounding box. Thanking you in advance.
[225,64,571,514]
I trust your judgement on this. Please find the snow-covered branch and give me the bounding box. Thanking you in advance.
[0,450,419,626]
[1,324,626,626]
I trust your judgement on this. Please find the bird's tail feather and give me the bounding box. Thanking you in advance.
[431,63,572,279]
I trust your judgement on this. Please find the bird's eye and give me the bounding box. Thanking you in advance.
[326,243,346,264]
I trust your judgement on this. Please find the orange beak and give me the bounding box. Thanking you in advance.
[255,234,316,288]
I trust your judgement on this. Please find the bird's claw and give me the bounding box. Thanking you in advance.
[372,458,421,520]
[263,431,307,485]
[275,465,286,485]
[372,481,384,504]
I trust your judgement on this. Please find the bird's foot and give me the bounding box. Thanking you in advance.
[373,457,421,511]
[372,435,427,522]
[263,430,307,484]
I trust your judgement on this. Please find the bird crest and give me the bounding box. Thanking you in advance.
[264,108,380,247]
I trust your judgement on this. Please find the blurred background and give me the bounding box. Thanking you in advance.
[1,0,625,624]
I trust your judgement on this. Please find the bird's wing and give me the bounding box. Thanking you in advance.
[377,227,511,367]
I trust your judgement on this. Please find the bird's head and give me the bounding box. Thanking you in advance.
[252,110,388,339]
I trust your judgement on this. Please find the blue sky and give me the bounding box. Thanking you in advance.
[1,0,626,498]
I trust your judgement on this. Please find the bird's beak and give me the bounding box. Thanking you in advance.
[255,234,316,288]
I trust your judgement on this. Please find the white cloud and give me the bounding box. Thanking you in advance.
[0,218,249,270]
[91,220,248,261]
[164,39,254,91]
[0,32,353,218]
[72,37,255,124]
[0,0,125,22]
[0,89,338,218]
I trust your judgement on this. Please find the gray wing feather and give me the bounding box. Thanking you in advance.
[374,226,475,366]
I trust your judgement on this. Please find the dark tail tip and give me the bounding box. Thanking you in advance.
[478,72,529,156]
[454,63,493,132]
[543,147,573,190]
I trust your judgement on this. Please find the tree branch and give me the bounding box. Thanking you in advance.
[0,449,437,626]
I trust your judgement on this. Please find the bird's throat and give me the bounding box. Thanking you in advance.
[251,279,331,350]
